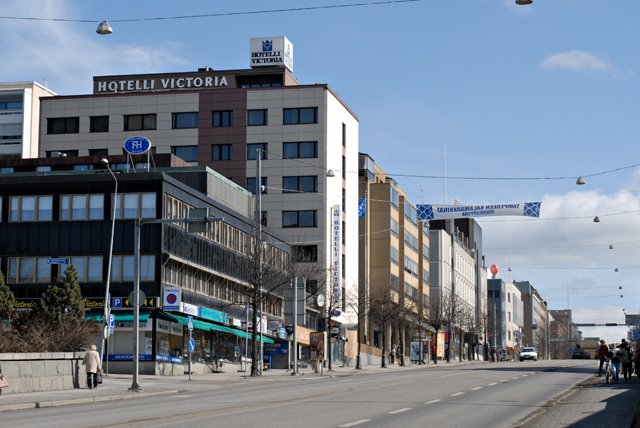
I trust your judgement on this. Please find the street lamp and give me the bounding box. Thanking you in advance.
[100,158,118,373]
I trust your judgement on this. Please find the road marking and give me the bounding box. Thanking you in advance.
[522,374,528,377]
[339,420,371,427]
[425,399,441,404]
[389,408,412,414]
[500,379,508,383]
[176,395,194,398]
[450,392,465,397]
[512,376,520,380]
[488,382,498,386]
[471,386,483,391]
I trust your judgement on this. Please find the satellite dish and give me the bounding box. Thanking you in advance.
[317,294,326,308]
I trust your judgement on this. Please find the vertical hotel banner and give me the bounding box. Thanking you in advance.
[331,205,341,306]
[417,202,541,221]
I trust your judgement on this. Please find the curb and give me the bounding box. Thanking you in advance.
[0,389,180,412]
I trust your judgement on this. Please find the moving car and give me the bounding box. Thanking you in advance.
[520,347,538,361]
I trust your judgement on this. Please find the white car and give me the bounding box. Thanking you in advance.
[520,347,538,361]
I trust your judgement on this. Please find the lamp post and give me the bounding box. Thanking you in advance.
[100,158,117,374]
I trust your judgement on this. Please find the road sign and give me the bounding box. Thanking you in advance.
[163,286,181,310]
[47,257,69,265]
[109,314,115,335]
[331,309,341,317]
[112,297,123,308]
[187,316,194,332]
[188,337,195,353]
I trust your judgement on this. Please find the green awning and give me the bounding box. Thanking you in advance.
[113,312,151,322]
[163,312,274,343]
[85,313,104,322]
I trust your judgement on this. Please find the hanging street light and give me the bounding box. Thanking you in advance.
[96,21,113,35]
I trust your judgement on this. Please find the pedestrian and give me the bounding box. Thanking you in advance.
[82,344,102,389]
[635,344,640,379]
[597,339,609,376]
[620,341,633,383]
[610,344,621,382]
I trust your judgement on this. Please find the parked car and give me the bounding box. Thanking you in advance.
[520,347,538,361]
[572,348,589,359]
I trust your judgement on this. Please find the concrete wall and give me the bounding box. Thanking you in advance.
[0,352,85,393]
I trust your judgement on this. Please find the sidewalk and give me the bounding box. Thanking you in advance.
[0,359,472,413]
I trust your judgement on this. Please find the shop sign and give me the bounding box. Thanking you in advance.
[15,297,157,310]
[163,287,181,311]
[200,307,228,324]
[331,205,341,305]
[115,319,151,331]
[108,354,153,361]
[156,354,184,364]
[180,302,200,317]
[157,319,182,335]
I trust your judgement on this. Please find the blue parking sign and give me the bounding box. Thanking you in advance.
[112,297,123,308]
[109,314,115,334]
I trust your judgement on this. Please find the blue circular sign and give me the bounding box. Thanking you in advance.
[123,136,151,154]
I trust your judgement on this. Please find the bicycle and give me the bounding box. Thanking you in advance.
[603,358,612,383]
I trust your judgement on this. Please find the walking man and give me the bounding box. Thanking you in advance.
[82,344,102,389]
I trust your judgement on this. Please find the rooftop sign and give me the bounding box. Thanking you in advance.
[250,36,293,72]
[94,74,229,94]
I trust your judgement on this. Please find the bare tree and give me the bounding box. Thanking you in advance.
[368,290,404,368]
[428,289,452,364]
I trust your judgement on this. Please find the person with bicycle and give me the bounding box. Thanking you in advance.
[597,339,610,376]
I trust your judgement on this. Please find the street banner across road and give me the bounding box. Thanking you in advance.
[417,202,541,220]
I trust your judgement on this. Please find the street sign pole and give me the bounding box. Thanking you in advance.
[188,316,194,381]
[130,218,142,392]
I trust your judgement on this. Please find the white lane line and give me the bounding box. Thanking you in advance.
[176,395,194,398]
[425,399,441,404]
[511,376,520,380]
[500,379,508,383]
[339,420,371,427]
[471,386,483,391]
[522,374,529,377]
[450,392,465,397]
[488,382,498,386]
[389,408,412,414]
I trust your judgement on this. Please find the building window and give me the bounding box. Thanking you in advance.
[390,218,399,237]
[390,246,399,264]
[9,195,53,222]
[114,192,156,219]
[282,176,317,193]
[390,188,399,209]
[283,141,317,159]
[247,143,267,160]
[111,255,155,282]
[124,114,156,131]
[283,107,317,125]
[172,112,199,129]
[212,144,232,161]
[282,210,317,228]
[90,116,109,133]
[46,150,78,158]
[292,245,318,263]
[261,211,268,227]
[47,117,79,134]
[7,257,51,283]
[60,194,104,221]
[172,145,199,162]
[212,110,233,127]
[246,177,267,194]
[61,256,104,282]
[247,109,267,126]
[89,148,109,157]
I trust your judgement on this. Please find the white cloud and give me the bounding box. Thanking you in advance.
[0,0,189,94]
[540,50,613,72]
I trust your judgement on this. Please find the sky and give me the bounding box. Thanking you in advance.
[1,0,639,344]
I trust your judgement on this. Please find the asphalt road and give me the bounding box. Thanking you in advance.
[1,360,608,428]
